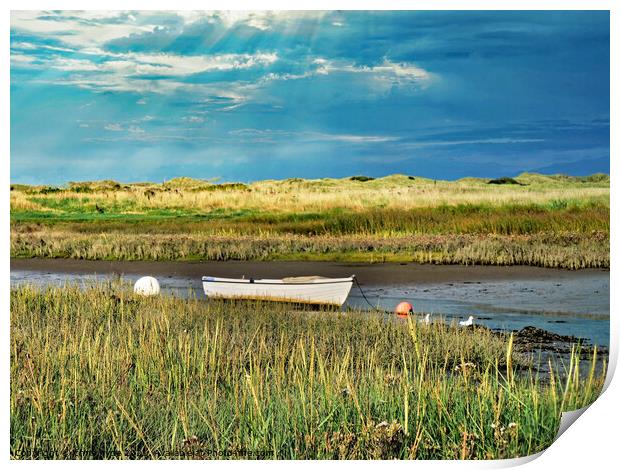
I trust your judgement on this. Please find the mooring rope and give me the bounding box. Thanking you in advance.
[353,276,382,311]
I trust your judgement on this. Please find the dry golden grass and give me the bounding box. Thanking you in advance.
[9,192,52,212]
[11,173,609,214]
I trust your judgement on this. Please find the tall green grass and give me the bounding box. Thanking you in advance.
[11,203,609,236]
[11,285,605,459]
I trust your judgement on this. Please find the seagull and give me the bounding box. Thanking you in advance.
[459,315,474,327]
[419,313,430,325]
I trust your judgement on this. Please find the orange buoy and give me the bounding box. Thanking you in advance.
[395,301,414,317]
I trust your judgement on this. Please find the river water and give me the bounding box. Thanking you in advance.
[10,260,610,347]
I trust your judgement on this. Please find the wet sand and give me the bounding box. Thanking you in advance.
[9,258,608,286]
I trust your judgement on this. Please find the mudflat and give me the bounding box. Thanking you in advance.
[10,258,608,286]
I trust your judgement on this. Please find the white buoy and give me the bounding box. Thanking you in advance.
[134,276,160,296]
[459,315,474,327]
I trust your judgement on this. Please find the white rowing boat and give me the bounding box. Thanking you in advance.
[201,275,355,306]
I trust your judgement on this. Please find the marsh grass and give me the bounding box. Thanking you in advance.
[11,174,609,269]
[11,284,605,459]
[10,230,609,269]
[10,173,610,267]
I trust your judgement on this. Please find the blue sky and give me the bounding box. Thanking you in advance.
[10,10,609,184]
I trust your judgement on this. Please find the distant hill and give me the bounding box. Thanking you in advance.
[11,171,610,191]
[515,172,609,186]
[529,156,609,176]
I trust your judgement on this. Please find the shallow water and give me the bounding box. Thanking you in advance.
[11,267,610,347]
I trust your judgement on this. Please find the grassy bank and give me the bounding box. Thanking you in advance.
[10,173,610,268]
[11,284,605,459]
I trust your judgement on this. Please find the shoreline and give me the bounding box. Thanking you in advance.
[10,257,609,286]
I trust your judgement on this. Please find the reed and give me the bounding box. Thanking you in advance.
[10,230,609,269]
[10,284,605,459]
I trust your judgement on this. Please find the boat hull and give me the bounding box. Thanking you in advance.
[202,276,354,307]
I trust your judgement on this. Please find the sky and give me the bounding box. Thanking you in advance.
[10,10,610,184]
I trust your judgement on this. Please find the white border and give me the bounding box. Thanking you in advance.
[3,2,616,468]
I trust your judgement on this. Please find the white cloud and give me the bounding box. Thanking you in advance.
[183,116,205,123]
[229,128,398,144]
[308,133,397,143]
[12,47,278,76]
[260,57,435,91]
[10,11,436,102]
[313,58,435,88]
[11,41,76,53]
[104,123,123,131]
[10,11,326,48]
[10,53,36,65]
[211,11,326,30]
[50,58,101,72]
[127,125,145,134]
[10,11,157,48]
[10,41,38,50]
[11,43,279,96]
[246,16,271,31]
[397,138,545,149]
